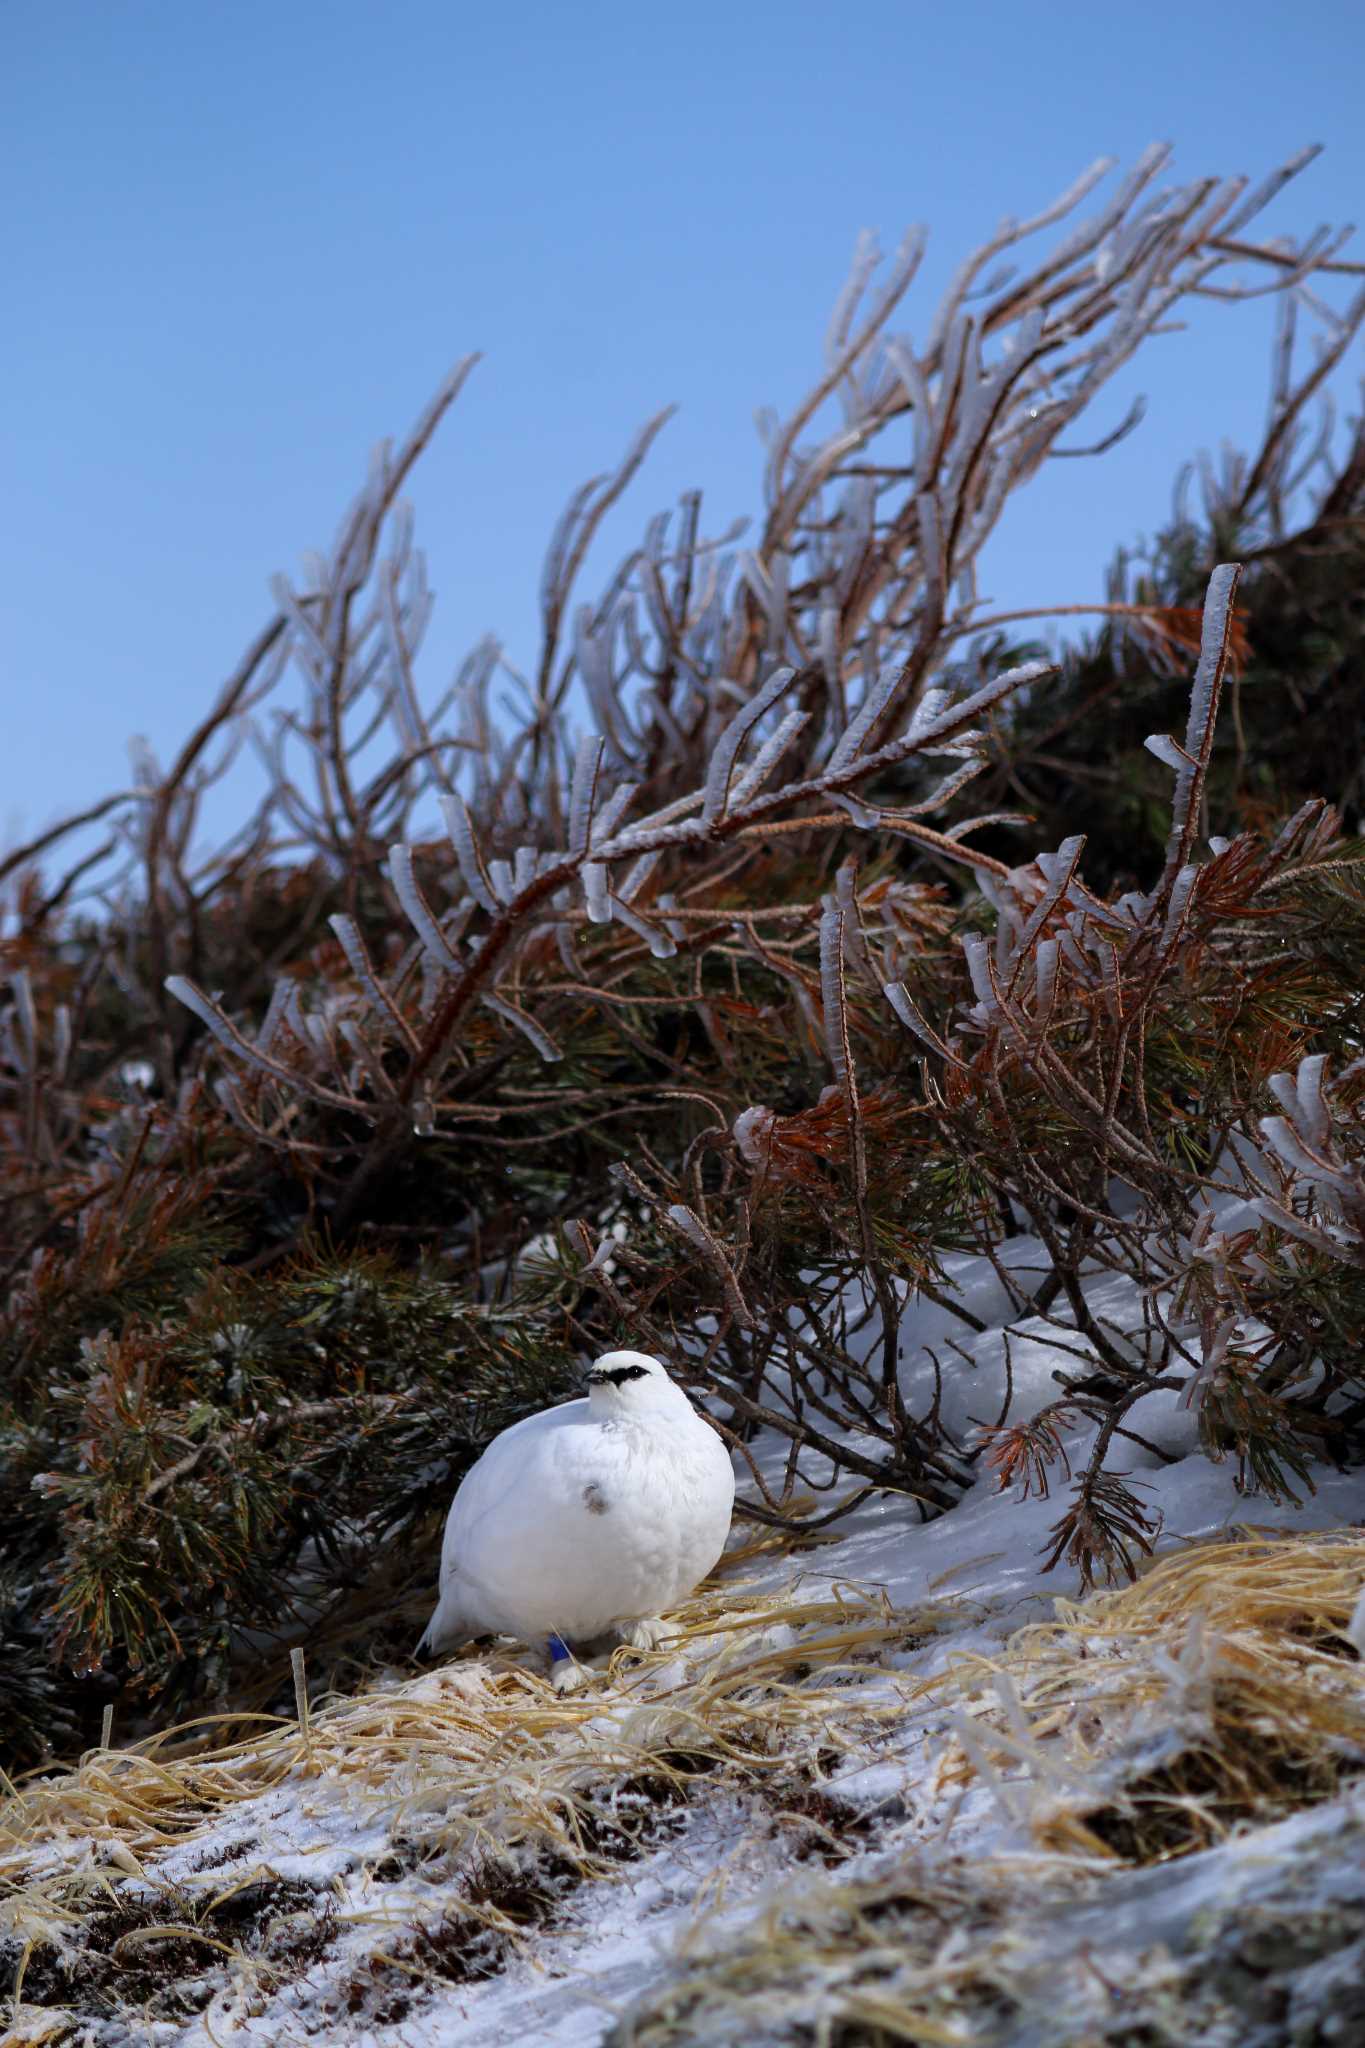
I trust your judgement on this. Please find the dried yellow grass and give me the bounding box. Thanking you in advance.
[9,1532,1363,2040]
[615,1531,1365,2046]
[0,1568,940,2015]
[926,1530,1365,1860]
[620,1865,1011,2047]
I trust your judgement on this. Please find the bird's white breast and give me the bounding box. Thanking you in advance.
[436,1394,734,1644]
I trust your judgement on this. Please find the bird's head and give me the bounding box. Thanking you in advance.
[585,1349,680,1414]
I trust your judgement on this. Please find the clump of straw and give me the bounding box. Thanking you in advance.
[930,1531,1365,1862]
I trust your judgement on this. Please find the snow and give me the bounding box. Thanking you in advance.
[7,1237,1364,2047]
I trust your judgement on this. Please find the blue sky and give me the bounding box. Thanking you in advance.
[4,0,1362,854]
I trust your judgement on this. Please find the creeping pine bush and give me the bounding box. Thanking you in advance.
[2,143,1364,1764]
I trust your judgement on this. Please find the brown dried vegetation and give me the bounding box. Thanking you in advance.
[2,145,1364,1767]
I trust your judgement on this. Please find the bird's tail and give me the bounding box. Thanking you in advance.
[415,1592,473,1662]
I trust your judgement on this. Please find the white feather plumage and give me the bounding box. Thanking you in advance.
[418,1351,735,1687]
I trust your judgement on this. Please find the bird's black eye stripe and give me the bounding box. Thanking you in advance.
[596,1364,650,1386]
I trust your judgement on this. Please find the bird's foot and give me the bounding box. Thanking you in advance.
[616,1616,666,1653]
[547,1635,588,1694]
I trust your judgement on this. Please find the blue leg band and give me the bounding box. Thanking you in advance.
[548,1634,572,1662]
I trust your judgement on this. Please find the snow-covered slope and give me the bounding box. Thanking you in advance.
[5,1250,1364,2046]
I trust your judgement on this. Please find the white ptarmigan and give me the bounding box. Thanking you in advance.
[417,1350,736,1690]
